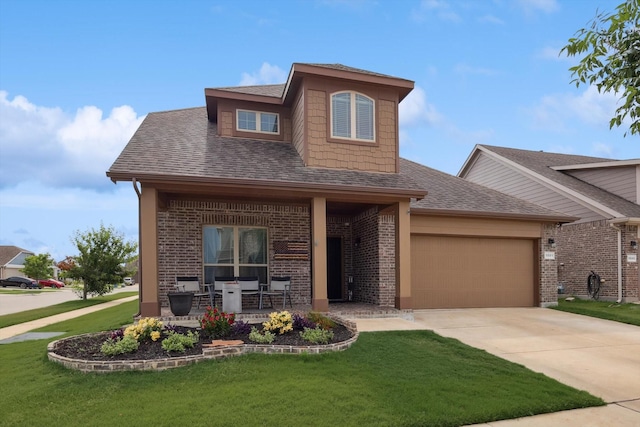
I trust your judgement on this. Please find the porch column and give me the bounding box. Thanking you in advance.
[139,185,160,316]
[395,200,412,309]
[311,197,329,311]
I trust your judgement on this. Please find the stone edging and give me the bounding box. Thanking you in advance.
[47,315,359,373]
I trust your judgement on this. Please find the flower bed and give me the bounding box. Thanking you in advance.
[48,310,358,373]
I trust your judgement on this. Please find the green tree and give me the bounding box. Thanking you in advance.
[69,224,137,300]
[561,0,640,136]
[21,253,55,280]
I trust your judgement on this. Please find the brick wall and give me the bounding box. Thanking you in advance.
[378,214,396,307]
[540,223,559,307]
[157,200,311,308]
[557,220,638,301]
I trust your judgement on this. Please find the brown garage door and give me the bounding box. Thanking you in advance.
[411,235,535,309]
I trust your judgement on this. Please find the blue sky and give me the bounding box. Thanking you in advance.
[0,0,637,262]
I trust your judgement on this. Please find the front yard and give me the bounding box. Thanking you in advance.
[0,300,603,426]
[553,297,640,326]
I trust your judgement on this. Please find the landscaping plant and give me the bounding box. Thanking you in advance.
[200,306,235,338]
[262,310,293,335]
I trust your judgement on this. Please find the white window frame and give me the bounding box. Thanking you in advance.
[236,109,280,135]
[330,91,375,142]
[203,226,269,283]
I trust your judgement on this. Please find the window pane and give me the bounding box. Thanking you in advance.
[239,266,267,284]
[355,94,373,140]
[205,266,234,284]
[204,226,234,264]
[238,111,256,131]
[332,93,351,138]
[260,113,278,133]
[239,228,267,264]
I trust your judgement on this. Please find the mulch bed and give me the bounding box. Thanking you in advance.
[53,324,354,361]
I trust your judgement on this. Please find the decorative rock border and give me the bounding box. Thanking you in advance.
[47,315,359,373]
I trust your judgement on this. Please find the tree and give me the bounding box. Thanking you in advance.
[57,256,76,280]
[68,224,137,300]
[21,253,55,280]
[561,0,640,136]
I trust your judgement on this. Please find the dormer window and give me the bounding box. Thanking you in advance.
[237,110,279,134]
[331,91,374,141]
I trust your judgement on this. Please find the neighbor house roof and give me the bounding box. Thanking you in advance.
[401,159,575,222]
[458,145,640,219]
[107,107,426,199]
[0,246,34,267]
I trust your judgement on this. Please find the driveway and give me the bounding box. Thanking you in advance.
[354,307,640,425]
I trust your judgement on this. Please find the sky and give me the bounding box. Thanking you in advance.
[0,0,638,262]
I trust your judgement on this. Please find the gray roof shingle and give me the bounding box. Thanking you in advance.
[479,145,640,218]
[401,159,571,219]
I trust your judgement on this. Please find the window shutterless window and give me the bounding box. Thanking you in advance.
[331,92,374,141]
[203,226,268,284]
[236,110,279,134]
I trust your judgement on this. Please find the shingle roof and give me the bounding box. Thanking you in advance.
[479,145,640,218]
[107,107,425,196]
[299,63,405,80]
[0,246,33,266]
[211,84,285,98]
[401,159,572,220]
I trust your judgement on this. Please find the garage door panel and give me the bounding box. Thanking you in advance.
[412,235,534,309]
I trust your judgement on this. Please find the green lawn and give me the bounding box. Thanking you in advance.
[553,297,640,326]
[0,300,603,427]
[0,292,138,329]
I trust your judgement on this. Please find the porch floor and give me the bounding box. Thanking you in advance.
[158,301,413,325]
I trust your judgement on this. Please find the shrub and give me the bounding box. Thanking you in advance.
[161,331,199,353]
[124,317,163,342]
[201,306,235,338]
[263,310,293,335]
[249,326,275,344]
[101,335,140,356]
[307,312,336,330]
[110,328,124,340]
[231,320,252,335]
[300,327,334,344]
[292,313,316,330]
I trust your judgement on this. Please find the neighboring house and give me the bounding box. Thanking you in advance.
[107,63,571,317]
[0,246,35,279]
[459,145,640,302]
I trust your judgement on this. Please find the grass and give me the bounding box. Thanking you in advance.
[553,297,640,326]
[0,301,603,427]
[0,292,138,329]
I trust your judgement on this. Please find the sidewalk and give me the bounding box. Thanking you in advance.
[0,295,138,341]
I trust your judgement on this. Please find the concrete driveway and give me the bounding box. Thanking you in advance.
[354,307,640,426]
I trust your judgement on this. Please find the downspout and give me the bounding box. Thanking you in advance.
[133,178,142,317]
[609,223,623,303]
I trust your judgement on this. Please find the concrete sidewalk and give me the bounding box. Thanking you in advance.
[0,295,138,341]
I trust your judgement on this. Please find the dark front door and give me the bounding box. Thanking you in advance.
[327,237,343,300]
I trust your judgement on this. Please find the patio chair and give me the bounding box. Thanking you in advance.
[175,276,209,309]
[212,276,236,308]
[237,277,260,306]
[261,276,292,310]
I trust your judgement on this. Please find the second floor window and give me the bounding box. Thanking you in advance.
[331,92,374,141]
[237,110,279,134]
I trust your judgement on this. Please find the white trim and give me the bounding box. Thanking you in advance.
[475,146,623,219]
[330,91,375,142]
[551,159,640,171]
[203,225,269,280]
[236,109,280,135]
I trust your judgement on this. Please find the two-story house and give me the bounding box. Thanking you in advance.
[107,63,572,317]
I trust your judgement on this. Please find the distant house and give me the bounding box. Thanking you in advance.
[107,63,572,317]
[0,246,35,279]
[459,145,640,302]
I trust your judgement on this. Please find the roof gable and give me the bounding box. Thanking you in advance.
[0,245,34,266]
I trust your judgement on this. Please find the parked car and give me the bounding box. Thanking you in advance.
[0,276,40,289]
[38,278,65,288]
[124,277,133,286]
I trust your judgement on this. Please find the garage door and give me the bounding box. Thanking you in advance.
[411,235,535,309]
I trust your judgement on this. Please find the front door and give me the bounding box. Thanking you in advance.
[327,237,343,301]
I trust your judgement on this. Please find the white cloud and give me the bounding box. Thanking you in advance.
[516,0,559,14]
[0,92,144,190]
[411,0,461,23]
[537,46,568,61]
[239,62,287,86]
[399,86,443,127]
[478,14,504,25]
[592,142,613,157]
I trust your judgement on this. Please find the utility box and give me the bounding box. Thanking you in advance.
[222,282,241,313]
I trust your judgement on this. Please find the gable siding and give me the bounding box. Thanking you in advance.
[566,166,638,203]
[292,88,305,163]
[466,153,604,223]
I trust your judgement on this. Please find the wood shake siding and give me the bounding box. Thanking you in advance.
[220,111,233,137]
[467,153,604,223]
[292,89,305,162]
[567,166,638,203]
